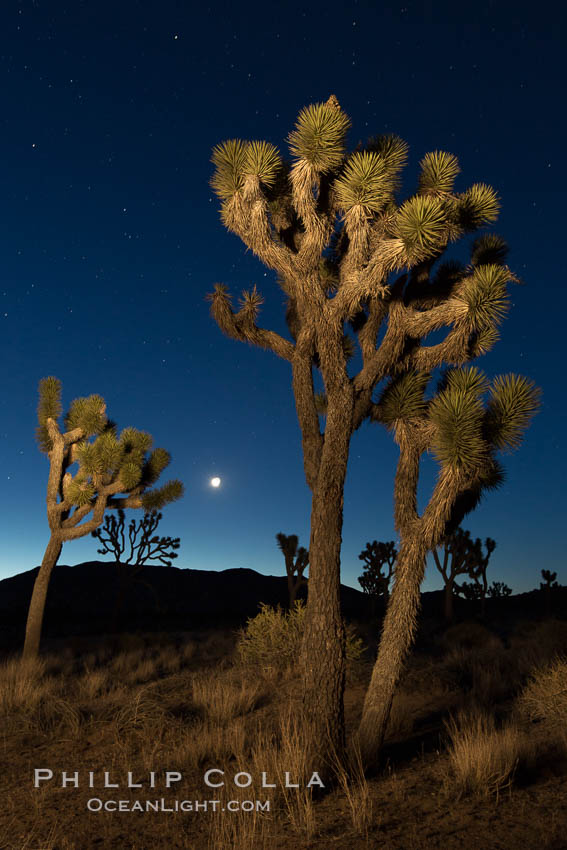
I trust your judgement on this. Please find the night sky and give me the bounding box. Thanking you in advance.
[1,1,565,594]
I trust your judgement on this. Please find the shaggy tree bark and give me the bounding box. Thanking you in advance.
[23,534,63,660]
[358,537,427,753]
[300,377,353,757]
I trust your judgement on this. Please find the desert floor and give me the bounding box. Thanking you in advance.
[1,615,567,849]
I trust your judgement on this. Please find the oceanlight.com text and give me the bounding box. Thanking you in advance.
[86,798,271,813]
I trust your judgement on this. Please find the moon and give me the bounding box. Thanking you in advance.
[210,476,221,488]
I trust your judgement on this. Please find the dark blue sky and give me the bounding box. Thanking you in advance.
[1,0,565,593]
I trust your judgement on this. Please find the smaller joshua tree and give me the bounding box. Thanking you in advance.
[92,509,181,630]
[453,535,496,616]
[539,568,559,613]
[24,377,184,660]
[276,532,309,607]
[540,568,558,590]
[358,366,539,765]
[487,580,512,598]
[358,540,397,614]
[433,528,495,621]
[92,509,180,566]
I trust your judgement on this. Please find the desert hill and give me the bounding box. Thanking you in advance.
[0,560,565,650]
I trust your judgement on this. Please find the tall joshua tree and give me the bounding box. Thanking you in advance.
[276,532,309,607]
[208,96,538,764]
[432,527,495,621]
[24,377,184,660]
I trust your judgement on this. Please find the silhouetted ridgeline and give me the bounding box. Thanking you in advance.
[0,561,565,649]
[0,561,359,646]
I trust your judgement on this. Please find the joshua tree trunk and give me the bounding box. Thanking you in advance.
[301,485,347,764]
[23,534,63,660]
[358,537,428,765]
[445,578,455,621]
[288,575,299,608]
[300,384,352,767]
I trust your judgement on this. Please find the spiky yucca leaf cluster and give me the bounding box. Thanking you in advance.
[376,372,430,426]
[244,140,282,186]
[460,264,511,330]
[458,183,500,230]
[485,375,540,451]
[36,376,63,452]
[66,480,96,507]
[418,151,460,195]
[287,101,351,171]
[367,134,409,174]
[210,139,248,200]
[142,446,172,485]
[471,233,509,266]
[396,195,448,261]
[428,366,539,472]
[64,395,107,436]
[334,152,393,213]
[210,139,282,201]
[141,480,184,510]
[430,368,487,471]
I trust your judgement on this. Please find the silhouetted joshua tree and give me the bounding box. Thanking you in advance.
[276,532,309,607]
[24,377,183,660]
[453,535,496,617]
[487,580,512,598]
[92,509,180,566]
[92,509,181,631]
[433,528,495,621]
[540,568,558,590]
[208,95,539,766]
[539,568,559,613]
[358,540,397,613]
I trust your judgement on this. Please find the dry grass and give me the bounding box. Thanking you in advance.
[330,739,374,837]
[3,617,567,849]
[0,656,51,714]
[192,669,266,722]
[516,656,567,749]
[442,709,536,798]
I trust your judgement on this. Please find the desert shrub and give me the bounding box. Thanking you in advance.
[443,710,535,798]
[441,621,502,653]
[510,619,567,659]
[517,656,567,729]
[236,601,365,672]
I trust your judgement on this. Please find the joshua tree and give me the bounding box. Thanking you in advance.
[358,367,536,764]
[24,377,184,660]
[433,528,495,621]
[540,568,558,590]
[208,96,539,764]
[92,509,180,566]
[92,509,181,631]
[358,540,397,612]
[276,532,309,607]
[487,580,512,598]
[453,535,496,617]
